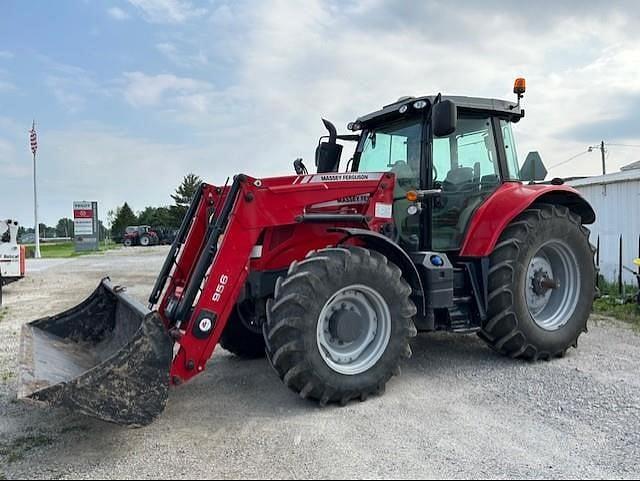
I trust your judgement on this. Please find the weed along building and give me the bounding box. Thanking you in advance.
[567,162,640,285]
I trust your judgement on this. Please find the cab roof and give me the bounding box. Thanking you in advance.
[353,95,523,129]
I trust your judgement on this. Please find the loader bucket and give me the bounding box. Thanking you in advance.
[18,279,173,427]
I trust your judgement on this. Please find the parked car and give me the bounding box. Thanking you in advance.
[122,225,159,247]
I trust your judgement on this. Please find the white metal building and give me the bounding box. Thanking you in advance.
[567,166,640,285]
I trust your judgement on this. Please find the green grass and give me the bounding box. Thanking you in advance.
[0,434,53,463]
[0,308,7,323]
[25,241,120,259]
[593,277,640,329]
[593,298,640,328]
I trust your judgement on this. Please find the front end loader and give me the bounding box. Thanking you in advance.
[18,80,597,426]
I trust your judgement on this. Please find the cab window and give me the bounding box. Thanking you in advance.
[432,115,500,250]
[355,120,422,247]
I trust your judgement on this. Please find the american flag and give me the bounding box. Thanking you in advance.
[29,121,37,155]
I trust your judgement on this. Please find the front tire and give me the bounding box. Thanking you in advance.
[479,204,595,360]
[123,238,132,247]
[219,301,266,359]
[265,246,417,405]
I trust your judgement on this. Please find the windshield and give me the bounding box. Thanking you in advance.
[354,120,422,182]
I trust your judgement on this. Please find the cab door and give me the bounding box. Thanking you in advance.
[354,119,423,248]
[430,113,502,251]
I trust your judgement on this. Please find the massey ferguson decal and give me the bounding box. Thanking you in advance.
[294,173,384,184]
[310,194,370,209]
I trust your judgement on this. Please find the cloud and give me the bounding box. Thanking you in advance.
[109,0,640,183]
[121,71,213,108]
[107,7,130,21]
[39,58,103,114]
[0,120,35,211]
[8,0,640,226]
[1,121,215,225]
[0,51,13,60]
[126,0,206,24]
[564,94,640,142]
[156,42,209,68]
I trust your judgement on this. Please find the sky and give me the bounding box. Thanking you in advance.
[1,0,640,227]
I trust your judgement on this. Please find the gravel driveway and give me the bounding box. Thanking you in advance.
[0,246,638,479]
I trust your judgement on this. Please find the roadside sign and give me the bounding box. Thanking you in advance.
[73,201,99,252]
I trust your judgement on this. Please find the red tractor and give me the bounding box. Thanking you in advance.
[19,80,596,426]
[122,225,160,247]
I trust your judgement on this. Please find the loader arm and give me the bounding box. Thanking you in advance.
[19,172,395,426]
[152,173,396,384]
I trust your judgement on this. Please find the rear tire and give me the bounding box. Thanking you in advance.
[479,204,595,360]
[265,246,417,406]
[219,301,266,359]
[140,235,151,247]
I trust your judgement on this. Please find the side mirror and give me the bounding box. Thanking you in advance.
[316,118,342,173]
[432,100,457,137]
[520,151,548,181]
[316,142,342,173]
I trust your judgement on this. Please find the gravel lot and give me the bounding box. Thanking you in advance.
[1,246,639,479]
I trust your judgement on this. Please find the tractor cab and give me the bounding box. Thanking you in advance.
[348,93,530,252]
[312,79,546,254]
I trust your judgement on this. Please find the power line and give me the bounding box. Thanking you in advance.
[607,143,640,148]
[548,150,590,170]
[549,140,639,174]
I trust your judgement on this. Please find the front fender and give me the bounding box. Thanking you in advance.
[332,227,426,316]
[459,182,596,258]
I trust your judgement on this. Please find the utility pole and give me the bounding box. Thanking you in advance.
[588,140,608,195]
[589,140,607,176]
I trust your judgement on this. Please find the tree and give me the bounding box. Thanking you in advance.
[55,218,74,238]
[170,173,202,225]
[138,206,176,228]
[98,220,108,242]
[110,203,138,242]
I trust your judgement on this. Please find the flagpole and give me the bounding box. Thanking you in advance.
[31,120,41,259]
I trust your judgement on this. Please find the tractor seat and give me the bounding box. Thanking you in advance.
[443,167,475,191]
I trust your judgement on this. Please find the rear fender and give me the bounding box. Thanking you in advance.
[332,227,426,316]
[459,183,596,257]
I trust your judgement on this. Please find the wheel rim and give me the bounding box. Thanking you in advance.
[316,284,391,376]
[141,237,149,246]
[525,240,581,331]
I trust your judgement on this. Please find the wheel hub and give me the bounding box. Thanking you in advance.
[328,309,364,343]
[317,285,391,376]
[525,241,580,331]
[531,267,559,296]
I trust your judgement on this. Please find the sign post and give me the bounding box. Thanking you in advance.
[74,201,99,252]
